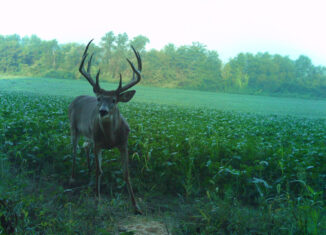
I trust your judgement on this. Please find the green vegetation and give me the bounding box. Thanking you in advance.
[0,79,325,234]
[1,77,326,118]
[1,33,326,98]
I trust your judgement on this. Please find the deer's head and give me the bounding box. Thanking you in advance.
[79,40,142,118]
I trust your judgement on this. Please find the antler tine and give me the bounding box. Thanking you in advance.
[116,46,142,94]
[130,45,142,82]
[87,53,94,74]
[84,39,93,56]
[79,54,95,87]
[131,45,142,71]
[79,39,100,90]
[118,73,122,90]
[126,58,141,80]
[96,69,101,87]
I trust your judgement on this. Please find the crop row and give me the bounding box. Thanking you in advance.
[1,92,325,202]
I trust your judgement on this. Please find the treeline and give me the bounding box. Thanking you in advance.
[1,33,326,97]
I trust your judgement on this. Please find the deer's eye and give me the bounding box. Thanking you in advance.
[112,99,116,104]
[97,97,101,101]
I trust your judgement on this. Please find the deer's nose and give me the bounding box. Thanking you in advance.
[99,110,108,117]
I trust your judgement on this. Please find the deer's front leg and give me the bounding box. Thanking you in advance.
[94,146,103,199]
[119,145,142,215]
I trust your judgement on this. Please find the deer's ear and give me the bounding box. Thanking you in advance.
[118,90,136,103]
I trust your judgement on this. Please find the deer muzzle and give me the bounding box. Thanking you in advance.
[99,108,109,117]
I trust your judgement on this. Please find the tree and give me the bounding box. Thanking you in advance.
[295,55,314,84]
[100,31,115,76]
[0,34,21,73]
[110,33,129,78]
[1,32,326,97]
[129,35,149,53]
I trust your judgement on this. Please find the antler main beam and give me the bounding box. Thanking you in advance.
[116,46,142,94]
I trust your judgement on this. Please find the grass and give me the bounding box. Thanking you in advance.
[1,77,326,118]
[0,77,325,234]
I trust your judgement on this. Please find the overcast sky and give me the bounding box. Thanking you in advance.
[1,0,326,66]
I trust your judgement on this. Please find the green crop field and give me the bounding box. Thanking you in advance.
[0,77,325,234]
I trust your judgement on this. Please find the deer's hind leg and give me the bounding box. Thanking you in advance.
[83,141,92,176]
[70,129,80,184]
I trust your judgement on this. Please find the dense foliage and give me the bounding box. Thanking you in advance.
[0,91,325,233]
[1,33,326,97]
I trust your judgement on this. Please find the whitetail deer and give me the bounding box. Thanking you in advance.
[68,40,142,214]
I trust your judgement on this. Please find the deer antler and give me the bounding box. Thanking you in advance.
[116,45,142,94]
[79,39,101,93]
[79,40,142,94]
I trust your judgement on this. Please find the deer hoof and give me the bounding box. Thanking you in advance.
[134,206,143,215]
